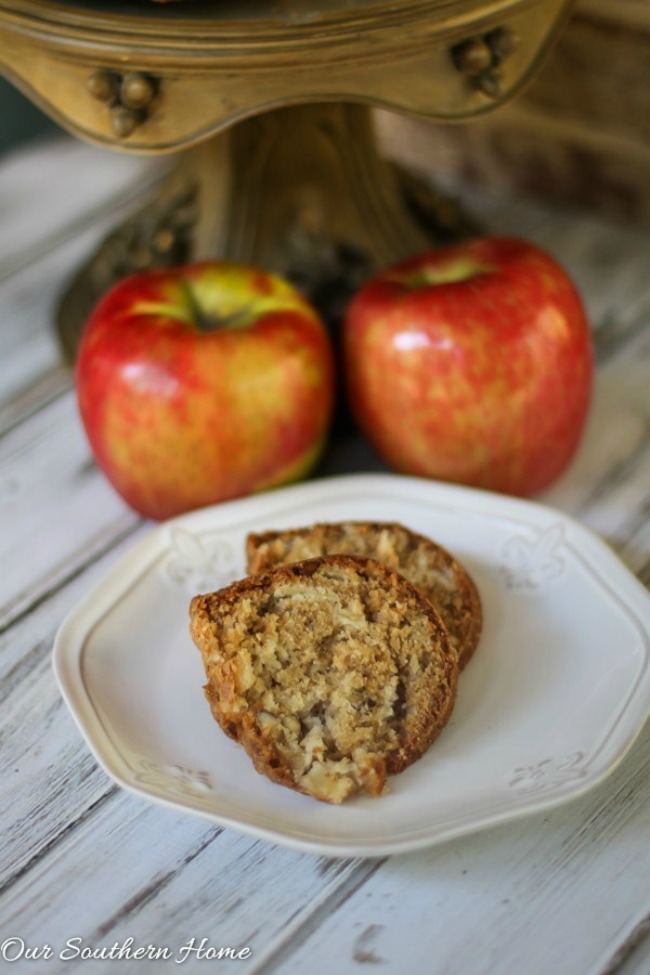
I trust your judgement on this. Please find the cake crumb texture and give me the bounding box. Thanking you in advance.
[189,555,457,804]
[246,521,482,668]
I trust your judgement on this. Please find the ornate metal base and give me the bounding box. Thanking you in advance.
[57,104,478,361]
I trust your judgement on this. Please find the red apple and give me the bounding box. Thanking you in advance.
[343,238,593,496]
[76,261,335,520]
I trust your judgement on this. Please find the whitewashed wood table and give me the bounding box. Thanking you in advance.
[1,134,649,975]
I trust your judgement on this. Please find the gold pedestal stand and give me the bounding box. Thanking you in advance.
[0,0,574,357]
[56,103,481,359]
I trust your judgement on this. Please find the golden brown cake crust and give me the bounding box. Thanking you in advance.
[246,521,482,669]
[189,555,458,804]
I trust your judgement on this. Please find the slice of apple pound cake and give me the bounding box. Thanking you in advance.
[189,555,457,804]
[246,521,482,669]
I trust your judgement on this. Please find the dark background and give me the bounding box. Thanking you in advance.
[1,78,60,155]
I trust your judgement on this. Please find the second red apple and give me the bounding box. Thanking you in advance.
[342,237,593,496]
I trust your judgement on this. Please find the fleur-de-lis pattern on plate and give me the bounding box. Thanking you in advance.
[499,524,566,591]
[135,759,213,799]
[509,751,587,795]
[164,527,239,593]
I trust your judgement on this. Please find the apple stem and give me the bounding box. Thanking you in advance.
[182,281,252,333]
[182,281,214,333]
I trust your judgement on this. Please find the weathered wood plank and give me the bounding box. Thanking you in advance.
[0,148,169,434]
[0,768,370,975]
[0,137,165,278]
[0,525,159,890]
[0,528,152,889]
[0,391,139,630]
[0,366,70,438]
[541,325,650,546]
[252,725,650,975]
[614,920,650,975]
[0,231,90,433]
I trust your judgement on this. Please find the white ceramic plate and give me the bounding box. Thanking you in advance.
[53,474,650,858]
